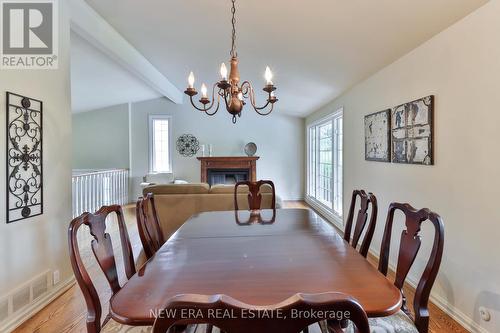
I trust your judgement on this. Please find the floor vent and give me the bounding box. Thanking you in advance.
[0,297,9,322]
[32,274,49,301]
[12,288,30,313]
[2,270,51,320]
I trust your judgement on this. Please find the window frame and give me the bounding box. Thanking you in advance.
[306,108,343,226]
[148,115,173,174]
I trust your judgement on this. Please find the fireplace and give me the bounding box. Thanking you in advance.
[207,168,249,185]
[197,156,259,185]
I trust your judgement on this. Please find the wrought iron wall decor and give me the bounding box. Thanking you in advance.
[6,92,43,223]
[176,134,200,157]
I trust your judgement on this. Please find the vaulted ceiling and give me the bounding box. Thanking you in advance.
[71,31,160,113]
[83,0,488,116]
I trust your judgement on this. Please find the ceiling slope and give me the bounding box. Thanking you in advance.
[85,0,489,116]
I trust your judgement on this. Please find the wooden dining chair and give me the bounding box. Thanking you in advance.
[343,190,378,257]
[136,193,165,259]
[152,293,370,333]
[346,203,444,333]
[68,205,153,333]
[234,180,276,211]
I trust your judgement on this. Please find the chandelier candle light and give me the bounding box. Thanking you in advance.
[184,0,278,124]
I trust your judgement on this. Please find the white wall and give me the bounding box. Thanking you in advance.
[72,103,130,169]
[306,1,500,332]
[129,97,305,201]
[0,0,73,322]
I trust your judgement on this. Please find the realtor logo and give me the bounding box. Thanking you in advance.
[1,0,58,69]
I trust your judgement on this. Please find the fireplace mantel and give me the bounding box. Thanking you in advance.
[197,156,259,184]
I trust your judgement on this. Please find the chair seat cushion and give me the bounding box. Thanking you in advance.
[103,321,324,333]
[101,319,152,333]
[344,310,418,333]
[194,323,323,333]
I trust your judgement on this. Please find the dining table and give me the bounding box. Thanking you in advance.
[110,208,402,326]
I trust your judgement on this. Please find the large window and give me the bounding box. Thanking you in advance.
[149,115,172,173]
[307,109,343,219]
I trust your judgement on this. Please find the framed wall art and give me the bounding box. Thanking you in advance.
[364,109,390,162]
[6,92,43,223]
[176,134,200,157]
[391,95,434,165]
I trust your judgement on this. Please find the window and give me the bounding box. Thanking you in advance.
[307,109,343,219]
[149,115,172,173]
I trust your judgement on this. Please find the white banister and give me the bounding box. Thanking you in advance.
[71,169,130,218]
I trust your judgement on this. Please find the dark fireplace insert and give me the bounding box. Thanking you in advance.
[207,168,249,186]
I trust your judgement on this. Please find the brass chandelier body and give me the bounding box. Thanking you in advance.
[184,0,278,123]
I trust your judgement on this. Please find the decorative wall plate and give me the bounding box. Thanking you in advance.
[176,134,200,157]
[244,142,257,156]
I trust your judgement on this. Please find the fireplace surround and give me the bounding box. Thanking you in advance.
[197,156,259,185]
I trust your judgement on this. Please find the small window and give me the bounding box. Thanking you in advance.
[149,115,172,173]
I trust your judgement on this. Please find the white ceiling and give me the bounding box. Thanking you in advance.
[83,0,488,116]
[70,31,161,113]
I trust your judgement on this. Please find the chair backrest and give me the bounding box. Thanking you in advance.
[68,205,136,333]
[234,180,276,210]
[344,190,378,257]
[136,193,165,259]
[152,293,369,333]
[378,202,444,333]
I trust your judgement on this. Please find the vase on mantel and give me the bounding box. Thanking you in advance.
[208,144,213,157]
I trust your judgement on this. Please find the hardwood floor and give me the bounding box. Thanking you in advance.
[13,201,469,333]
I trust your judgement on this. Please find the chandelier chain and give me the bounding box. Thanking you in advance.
[230,0,237,57]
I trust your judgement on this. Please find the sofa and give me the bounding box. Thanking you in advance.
[142,183,281,240]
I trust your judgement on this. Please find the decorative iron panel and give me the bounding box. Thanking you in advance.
[176,134,200,157]
[6,92,43,223]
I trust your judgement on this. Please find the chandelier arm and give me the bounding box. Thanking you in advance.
[187,83,220,114]
[204,102,220,116]
[241,81,273,113]
[204,83,222,116]
[254,101,275,116]
[241,83,250,98]
[188,95,211,112]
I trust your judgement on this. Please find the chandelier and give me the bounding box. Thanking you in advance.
[184,0,278,124]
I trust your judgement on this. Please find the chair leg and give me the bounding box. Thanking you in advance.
[325,320,344,333]
[170,325,189,333]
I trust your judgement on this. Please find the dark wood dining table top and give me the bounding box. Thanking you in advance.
[110,209,402,326]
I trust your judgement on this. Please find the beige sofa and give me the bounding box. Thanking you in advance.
[142,183,280,240]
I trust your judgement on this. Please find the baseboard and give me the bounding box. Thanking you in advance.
[0,276,76,333]
[366,251,489,333]
[282,197,305,202]
[304,197,343,229]
[430,290,490,333]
